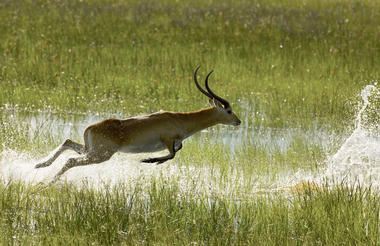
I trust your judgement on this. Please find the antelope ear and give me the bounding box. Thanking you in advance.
[213,99,224,111]
[208,98,216,107]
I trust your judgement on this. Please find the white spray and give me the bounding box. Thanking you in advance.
[323,84,380,188]
[0,85,379,195]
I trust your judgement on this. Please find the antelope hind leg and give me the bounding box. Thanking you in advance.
[51,152,114,183]
[35,139,85,169]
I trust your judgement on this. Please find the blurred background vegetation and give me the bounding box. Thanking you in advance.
[0,0,378,129]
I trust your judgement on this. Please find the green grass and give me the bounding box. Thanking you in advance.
[0,0,379,245]
[1,0,379,128]
[0,181,379,245]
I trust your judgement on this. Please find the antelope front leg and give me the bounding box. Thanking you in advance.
[141,140,182,164]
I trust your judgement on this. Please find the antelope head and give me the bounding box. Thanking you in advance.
[194,66,241,126]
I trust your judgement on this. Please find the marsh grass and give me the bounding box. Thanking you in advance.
[0,180,379,245]
[1,0,379,128]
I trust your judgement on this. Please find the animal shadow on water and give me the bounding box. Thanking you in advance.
[35,67,241,183]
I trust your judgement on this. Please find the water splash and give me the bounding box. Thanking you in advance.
[323,84,380,188]
[0,149,245,198]
[1,85,379,196]
[263,84,380,193]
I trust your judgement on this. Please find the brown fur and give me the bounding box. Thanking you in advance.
[35,106,240,183]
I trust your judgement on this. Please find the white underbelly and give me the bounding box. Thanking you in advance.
[118,142,166,153]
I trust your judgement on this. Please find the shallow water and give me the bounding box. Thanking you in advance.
[0,85,379,195]
[0,108,332,151]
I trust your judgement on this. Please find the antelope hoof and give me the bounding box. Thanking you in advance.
[141,158,168,164]
[156,160,168,165]
[141,158,158,163]
[35,162,49,169]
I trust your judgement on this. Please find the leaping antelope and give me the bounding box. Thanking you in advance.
[35,67,241,182]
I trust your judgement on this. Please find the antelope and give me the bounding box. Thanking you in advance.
[35,67,241,182]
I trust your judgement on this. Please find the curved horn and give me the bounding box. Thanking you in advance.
[194,66,212,99]
[205,70,230,108]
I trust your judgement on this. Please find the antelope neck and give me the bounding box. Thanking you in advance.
[178,107,221,135]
